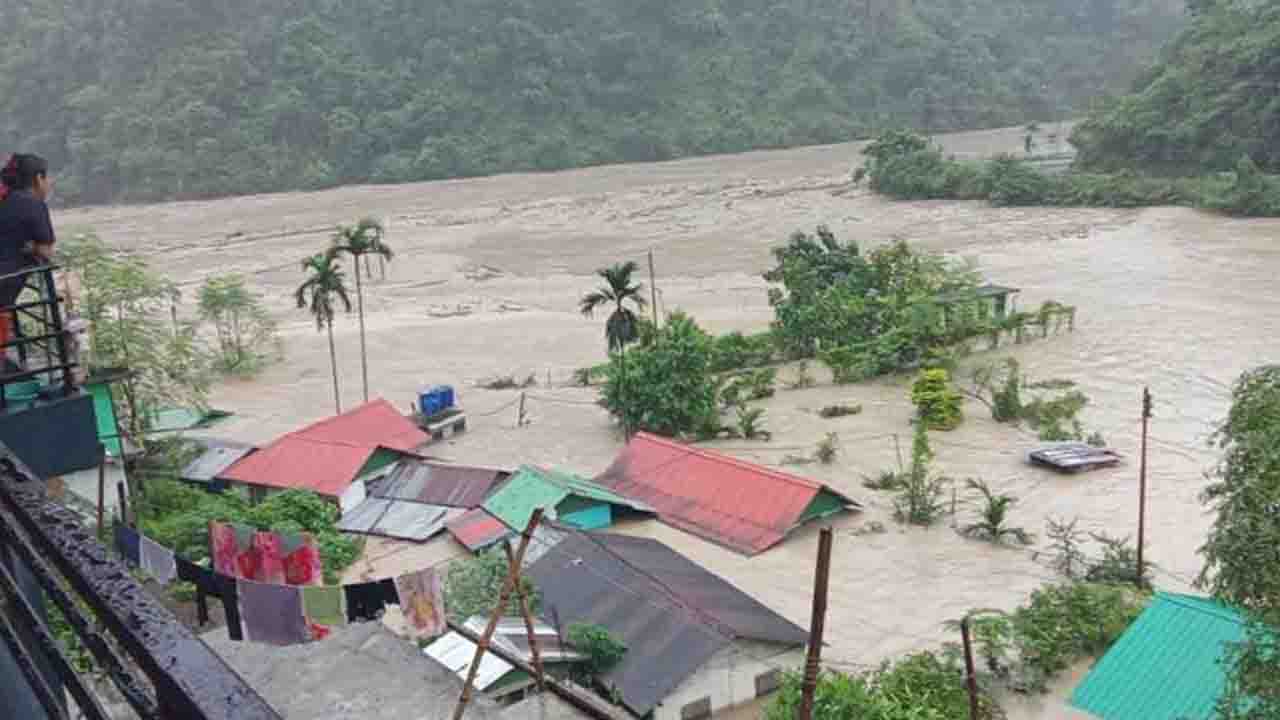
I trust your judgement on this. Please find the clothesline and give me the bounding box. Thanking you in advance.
[113,523,447,647]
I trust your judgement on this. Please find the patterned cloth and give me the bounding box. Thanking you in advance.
[208,521,323,585]
[252,531,286,585]
[394,569,446,640]
[301,585,347,640]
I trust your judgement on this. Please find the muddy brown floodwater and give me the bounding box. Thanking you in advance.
[63,126,1280,719]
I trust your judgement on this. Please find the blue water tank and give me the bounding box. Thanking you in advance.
[417,385,456,416]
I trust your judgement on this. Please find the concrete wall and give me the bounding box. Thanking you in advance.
[652,641,802,720]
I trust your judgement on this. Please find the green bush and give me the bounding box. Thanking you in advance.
[601,311,721,439]
[766,651,993,720]
[444,549,540,623]
[983,154,1055,206]
[710,331,777,373]
[567,623,627,677]
[911,369,964,431]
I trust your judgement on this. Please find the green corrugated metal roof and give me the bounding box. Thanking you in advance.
[482,465,651,531]
[1070,593,1246,720]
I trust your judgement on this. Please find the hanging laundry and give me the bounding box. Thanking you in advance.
[238,579,310,646]
[114,523,140,567]
[209,521,242,577]
[283,534,323,586]
[394,569,446,639]
[344,580,393,623]
[301,585,346,641]
[252,532,286,585]
[214,571,244,641]
[175,556,210,626]
[138,535,177,585]
[378,578,400,606]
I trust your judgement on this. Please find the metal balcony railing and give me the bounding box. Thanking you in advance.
[1,263,77,410]
[0,445,282,719]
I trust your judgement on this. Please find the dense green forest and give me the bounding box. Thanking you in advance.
[0,0,1186,205]
[1071,0,1280,175]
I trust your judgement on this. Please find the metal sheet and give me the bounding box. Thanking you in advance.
[446,509,514,552]
[596,432,856,556]
[373,461,508,508]
[336,499,463,542]
[424,631,512,690]
[181,441,255,483]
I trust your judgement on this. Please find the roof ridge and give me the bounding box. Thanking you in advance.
[579,531,744,641]
[1156,592,1246,626]
[293,398,392,436]
[632,432,825,491]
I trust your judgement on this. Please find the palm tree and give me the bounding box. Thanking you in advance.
[296,253,352,414]
[328,217,393,403]
[579,262,647,353]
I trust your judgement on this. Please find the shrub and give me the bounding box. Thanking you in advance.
[787,360,816,390]
[766,651,993,720]
[600,311,721,438]
[960,479,1034,545]
[895,423,949,525]
[911,368,964,431]
[983,154,1054,206]
[444,549,540,622]
[863,470,903,491]
[735,406,769,440]
[722,368,777,407]
[710,331,777,372]
[568,623,627,678]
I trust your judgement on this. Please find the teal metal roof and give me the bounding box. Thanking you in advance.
[482,465,651,531]
[1070,593,1246,720]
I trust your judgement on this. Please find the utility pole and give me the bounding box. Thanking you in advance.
[453,508,543,720]
[797,527,834,720]
[1136,387,1153,589]
[647,249,659,329]
[960,617,980,720]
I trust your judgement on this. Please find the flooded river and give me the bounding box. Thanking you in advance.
[63,126,1280,718]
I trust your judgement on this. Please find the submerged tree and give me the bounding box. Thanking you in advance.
[197,274,280,376]
[295,253,352,415]
[328,218,392,403]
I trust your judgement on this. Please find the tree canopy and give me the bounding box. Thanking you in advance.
[1071,0,1280,175]
[0,0,1186,205]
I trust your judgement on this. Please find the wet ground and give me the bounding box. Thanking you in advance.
[63,125,1280,718]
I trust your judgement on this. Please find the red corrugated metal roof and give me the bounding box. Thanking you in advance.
[218,399,428,497]
[446,508,514,552]
[597,432,851,555]
[219,436,375,497]
[292,399,428,452]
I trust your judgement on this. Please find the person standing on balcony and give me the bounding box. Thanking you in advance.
[0,153,57,373]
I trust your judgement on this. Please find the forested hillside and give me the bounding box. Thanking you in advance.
[1,0,1186,205]
[1072,0,1280,174]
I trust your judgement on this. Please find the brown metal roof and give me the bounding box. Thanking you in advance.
[526,529,805,717]
[371,460,510,508]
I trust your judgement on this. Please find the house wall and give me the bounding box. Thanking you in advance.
[653,641,802,720]
[557,496,612,530]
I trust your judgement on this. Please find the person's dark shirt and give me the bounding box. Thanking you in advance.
[0,189,55,306]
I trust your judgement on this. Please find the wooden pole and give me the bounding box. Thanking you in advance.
[797,527,833,720]
[505,541,546,691]
[961,617,980,720]
[453,508,544,720]
[517,392,526,428]
[647,249,659,329]
[1136,387,1152,589]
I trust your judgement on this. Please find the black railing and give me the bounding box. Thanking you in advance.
[0,445,282,719]
[0,263,77,411]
